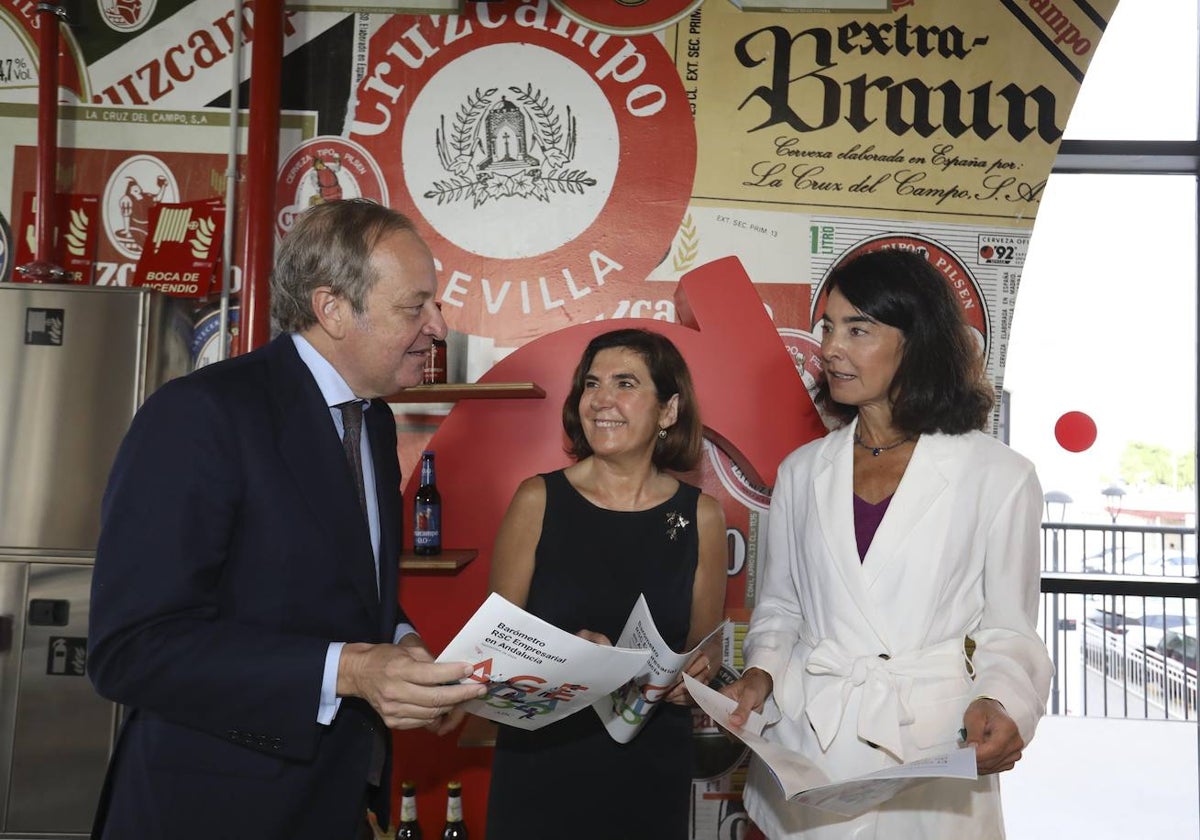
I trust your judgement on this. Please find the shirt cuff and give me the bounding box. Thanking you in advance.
[393,623,417,645]
[318,642,345,725]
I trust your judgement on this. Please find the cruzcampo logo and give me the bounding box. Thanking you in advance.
[350,0,696,344]
[426,85,597,208]
[96,0,157,33]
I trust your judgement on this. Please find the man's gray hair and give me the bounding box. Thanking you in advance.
[270,199,418,334]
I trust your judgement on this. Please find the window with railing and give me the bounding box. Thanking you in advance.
[967,6,1200,834]
[1039,520,1198,721]
[1009,3,1200,733]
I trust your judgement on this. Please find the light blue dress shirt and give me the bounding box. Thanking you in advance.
[291,334,416,725]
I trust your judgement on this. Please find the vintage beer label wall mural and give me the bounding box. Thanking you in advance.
[667,0,1112,441]
[349,1,697,344]
[678,0,1104,222]
[0,0,1121,837]
[1,103,313,288]
[275,136,389,236]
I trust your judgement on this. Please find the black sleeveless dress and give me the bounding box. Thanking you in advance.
[486,470,700,839]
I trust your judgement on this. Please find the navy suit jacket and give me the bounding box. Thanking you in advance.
[88,335,407,839]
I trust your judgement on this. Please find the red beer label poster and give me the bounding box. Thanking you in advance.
[0,0,90,100]
[349,0,697,344]
[811,232,990,358]
[550,0,705,36]
[275,136,389,239]
[11,145,238,287]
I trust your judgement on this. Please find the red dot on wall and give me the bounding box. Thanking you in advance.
[1055,411,1097,452]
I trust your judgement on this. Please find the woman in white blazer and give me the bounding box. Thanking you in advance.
[722,249,1053,839]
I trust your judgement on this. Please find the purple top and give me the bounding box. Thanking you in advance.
[853,494,893,562]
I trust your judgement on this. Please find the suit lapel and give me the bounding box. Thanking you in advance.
[813,424,888,647]
[266,337,381,624]
[860,434,949,589]
[813,427,858,584]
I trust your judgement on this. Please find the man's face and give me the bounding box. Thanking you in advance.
[338,229,447,398]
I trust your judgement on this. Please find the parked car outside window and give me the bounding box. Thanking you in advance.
[1156,630,1199,670]
[1082,548,1198,576]
[1087,608,1142,635]
[1140,614,1196,652]
[1144,554,1198,577]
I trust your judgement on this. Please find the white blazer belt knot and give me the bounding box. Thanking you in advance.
[803,636,967,760]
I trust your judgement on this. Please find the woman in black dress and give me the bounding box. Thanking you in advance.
[486,328,727,839]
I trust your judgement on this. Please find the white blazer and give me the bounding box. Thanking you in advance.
[743,420,1053,840]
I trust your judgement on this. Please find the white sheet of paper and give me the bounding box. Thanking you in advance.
[684,673,978,817]
[436,592,651,730]
[592,594,729,743]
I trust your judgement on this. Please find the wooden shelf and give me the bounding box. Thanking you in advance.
[399,548,477,572]
[386,382,545,402]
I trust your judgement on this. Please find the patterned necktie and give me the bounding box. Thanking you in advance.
[338,400,368,520]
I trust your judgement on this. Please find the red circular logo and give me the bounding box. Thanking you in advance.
[811,234,990,358]
[349,2,696,344]
[550,0,705,35]
[275,137,388,239]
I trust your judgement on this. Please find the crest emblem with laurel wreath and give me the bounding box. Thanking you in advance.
[426,84,597,208]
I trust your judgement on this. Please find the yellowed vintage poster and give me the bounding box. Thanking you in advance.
[668,5,1123,836]
[671,0,1118,226]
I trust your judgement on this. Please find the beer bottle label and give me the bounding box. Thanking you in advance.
[423,341,447,384]
[400,797,418,823]
[414,503,441,546]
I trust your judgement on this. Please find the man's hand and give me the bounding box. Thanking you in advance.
[962,697,1024,774]
[719,667,772,729]
[337,640,486,731]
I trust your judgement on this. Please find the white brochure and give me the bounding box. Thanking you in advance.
[684,674,978,817]
[593,594,729,744]
[436,593,650,731]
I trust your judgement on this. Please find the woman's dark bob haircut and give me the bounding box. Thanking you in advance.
[815,248,994,435]
[562,328,704,472]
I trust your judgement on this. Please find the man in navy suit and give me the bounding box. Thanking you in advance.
[87,199,486,839]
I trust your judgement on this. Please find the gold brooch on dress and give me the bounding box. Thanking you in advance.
[665,511,690,541]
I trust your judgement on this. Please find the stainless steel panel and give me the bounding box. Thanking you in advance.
[142,289,194,404]
[0,562,27,831]
[7,561,113,834]
[0,286,191,551]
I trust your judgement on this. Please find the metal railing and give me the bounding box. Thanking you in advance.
[1039,521,1200,720]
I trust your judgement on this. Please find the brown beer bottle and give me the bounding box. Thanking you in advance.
[397,781,422,840]
[422,339,447,384]
[441,781,467,840]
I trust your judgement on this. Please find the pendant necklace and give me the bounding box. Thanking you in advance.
[853,431,912,457]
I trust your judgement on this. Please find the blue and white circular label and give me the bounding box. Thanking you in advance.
[191,303,240,370]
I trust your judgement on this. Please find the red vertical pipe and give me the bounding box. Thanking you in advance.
[19,2,66,282]
[238,0,284,354]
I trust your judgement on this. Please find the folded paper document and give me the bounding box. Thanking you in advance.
[438,593,726,739]
[684,674,977,817]
[592,594,728,743]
